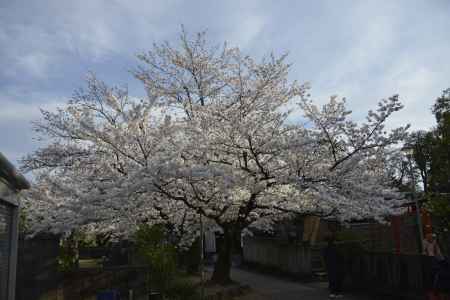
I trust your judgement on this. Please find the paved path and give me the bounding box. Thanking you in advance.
[230,268,372,300]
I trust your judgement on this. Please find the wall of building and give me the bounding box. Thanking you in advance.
[0,180,19,300]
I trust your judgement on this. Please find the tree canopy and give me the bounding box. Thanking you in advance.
[406,89,450,234]
[21,30,408,283]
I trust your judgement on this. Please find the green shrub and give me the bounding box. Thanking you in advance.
[58,233,79,273]
[178,238,201,274]
[134,224,178,294]
[335,230,366,261]
[166,279,201,300]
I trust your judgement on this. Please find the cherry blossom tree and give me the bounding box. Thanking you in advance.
[22,30,409,283]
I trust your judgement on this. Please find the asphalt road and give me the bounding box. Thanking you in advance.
[231,268,374,300]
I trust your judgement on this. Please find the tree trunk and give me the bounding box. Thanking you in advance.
[211,228,234,284]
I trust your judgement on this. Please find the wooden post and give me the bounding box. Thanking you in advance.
[303,216,320,244]
[310,217,320,245]
[422,209,433,236]
[200,215,205,300]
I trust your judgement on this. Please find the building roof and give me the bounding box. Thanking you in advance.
[0,152,30,191]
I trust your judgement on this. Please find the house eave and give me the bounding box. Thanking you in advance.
[0,152,30,191]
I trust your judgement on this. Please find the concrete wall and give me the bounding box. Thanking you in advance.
[242,237,312,275]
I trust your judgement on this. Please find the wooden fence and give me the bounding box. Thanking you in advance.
[345,253,449,295]
[347,253,428,290]
[242,237,312,276]
[16,236,146,299]
[243,236,449,294]
[62,266,149,300]
[16,234,62,300]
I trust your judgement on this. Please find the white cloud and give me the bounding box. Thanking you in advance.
[300,1,450,132]
[226,14,266,50]
[0,96,62,123]
[16,53,51,79]
[0,1,179,80]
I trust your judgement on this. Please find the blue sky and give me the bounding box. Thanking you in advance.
[1,0,450,168]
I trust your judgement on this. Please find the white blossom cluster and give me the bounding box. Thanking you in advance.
[21,31,408,244]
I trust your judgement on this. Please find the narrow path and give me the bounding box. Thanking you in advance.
[230,268,371,300]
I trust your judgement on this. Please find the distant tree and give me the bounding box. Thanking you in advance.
[433,88,450,126]
[430,89,450,195]
[407,89,450,234]
[385,150,415,192]
[406,131,434,193]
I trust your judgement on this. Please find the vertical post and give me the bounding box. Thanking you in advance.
[199,215,205,300]
[8,204,19,300]
[129,289,133,300]
[146,266,150,300]
[310,217,320,246]
[391,215,401,254]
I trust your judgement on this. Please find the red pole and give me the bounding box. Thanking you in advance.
[422,209,433,236]
[392,215,401,254]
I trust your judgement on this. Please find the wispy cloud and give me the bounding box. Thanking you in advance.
[0,97,61,123]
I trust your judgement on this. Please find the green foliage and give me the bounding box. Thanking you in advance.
[58,233,79,273]
[425,194,450,231]
[76,230,95,248]
[335,229,367,257]
[429,89,450,194]
[335,230,359,241]
[18,207,29,234]
[408,130,434,192]
[429,126,449,196]
[179,238,201,274]
[76,231,113,248]
[433,88,450,125]
[165,279,201,300]
[134,224,178,294]
[18,195,33,234]
[408,89,450,235]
